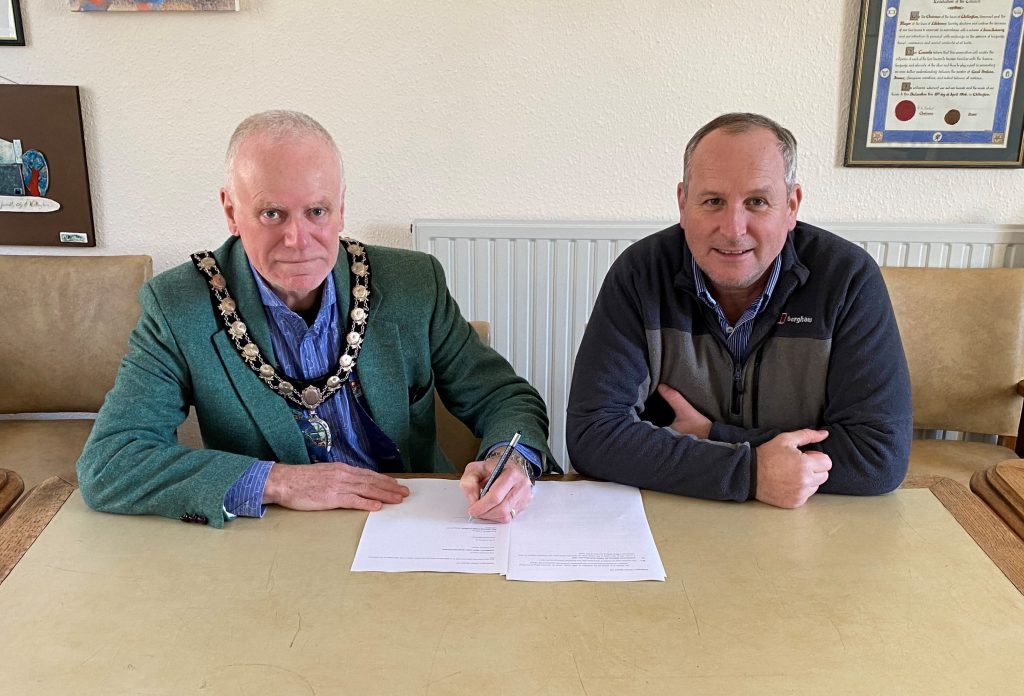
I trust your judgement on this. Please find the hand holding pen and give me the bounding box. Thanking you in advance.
[478,431,521,499]
[458,430,534,523]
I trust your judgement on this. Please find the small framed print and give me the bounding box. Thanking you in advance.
[1,0,25,46]
[70,1,239,10]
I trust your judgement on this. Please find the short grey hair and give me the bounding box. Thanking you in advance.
[682,112,798,195]
[224,110,344,191]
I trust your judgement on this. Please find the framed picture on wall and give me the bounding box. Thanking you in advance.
[1,0,25,46]
[846,0,1024,167]
[70,1,239,10]
[0,85,96,247]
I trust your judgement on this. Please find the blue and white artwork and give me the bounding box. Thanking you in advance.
[71,1,238,10]
[0,137,59,213]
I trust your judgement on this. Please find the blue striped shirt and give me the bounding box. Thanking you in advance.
[225,267,377,517]
[692,255,781,363]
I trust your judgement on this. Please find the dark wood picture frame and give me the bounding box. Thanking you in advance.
[846,0,1024,168]
[1,0,25,46]
[0,85,96,247]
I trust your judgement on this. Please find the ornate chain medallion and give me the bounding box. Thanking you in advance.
[190,238,371,449]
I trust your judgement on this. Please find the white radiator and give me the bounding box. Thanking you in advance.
[413,220,1024,467]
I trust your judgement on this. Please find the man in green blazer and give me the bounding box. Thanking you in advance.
[77,110,555,528]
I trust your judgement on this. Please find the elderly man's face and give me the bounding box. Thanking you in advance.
[678,127,801,304]
[221,133,344,311]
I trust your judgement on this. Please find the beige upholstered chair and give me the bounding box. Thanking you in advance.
[0,255,152,501]
[434,321,489,472]
[881,267,1024,486]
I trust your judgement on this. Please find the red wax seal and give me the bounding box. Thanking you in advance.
[894,100,916,121]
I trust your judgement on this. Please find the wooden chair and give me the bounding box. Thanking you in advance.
[0,469,25,521]
[0,255,152,502]
[881,267,1024,486]
[970,459,1024,539]
[0,475,75,585]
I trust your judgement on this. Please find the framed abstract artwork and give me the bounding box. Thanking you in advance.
[1,0,24,46]
[70,1,238,10]
[0,85,96,247]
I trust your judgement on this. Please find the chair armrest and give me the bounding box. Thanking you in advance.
[0,469,25,519]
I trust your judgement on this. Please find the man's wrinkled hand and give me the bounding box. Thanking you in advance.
[459,453,533,523]
[263,462,410,511]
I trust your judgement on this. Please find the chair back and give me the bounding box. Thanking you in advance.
[881,267,1024,436]
[0,255,152,413]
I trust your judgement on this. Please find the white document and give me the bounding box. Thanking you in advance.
[350,478,510,574]
[351,479,665,582]
[507,480,666,582]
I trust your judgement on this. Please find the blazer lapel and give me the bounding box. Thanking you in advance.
[209,238,308,464]
[213,333,309,464]
[338,243,409,452]
[356,317,407,438]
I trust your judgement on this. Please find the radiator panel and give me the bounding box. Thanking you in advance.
[414,220,1024,468]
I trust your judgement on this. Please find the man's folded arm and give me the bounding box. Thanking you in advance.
[566,271,756,501]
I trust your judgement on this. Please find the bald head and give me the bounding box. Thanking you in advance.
[224,110,345,195]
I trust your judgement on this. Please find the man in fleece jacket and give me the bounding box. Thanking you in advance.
[566,112,911,508]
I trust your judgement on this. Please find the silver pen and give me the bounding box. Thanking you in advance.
[478,431,522,499]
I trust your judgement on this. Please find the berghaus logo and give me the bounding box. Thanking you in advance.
[777,313,812,324]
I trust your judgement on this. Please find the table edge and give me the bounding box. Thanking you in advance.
[4,474,1022,596]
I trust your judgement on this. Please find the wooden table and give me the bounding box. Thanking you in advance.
[2,475,1023,695]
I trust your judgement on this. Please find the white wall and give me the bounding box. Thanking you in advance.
[2,0,1021,272]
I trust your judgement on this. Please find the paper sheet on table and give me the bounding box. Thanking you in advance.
[351,479,665,582]
[507,480,666,582]
[350,478,509,574]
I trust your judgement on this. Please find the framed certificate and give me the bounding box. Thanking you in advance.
[1,0,24,46]
[846,0,1024,167]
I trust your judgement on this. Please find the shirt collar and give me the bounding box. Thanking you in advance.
[248,261,337,327]
[692,254,782,316]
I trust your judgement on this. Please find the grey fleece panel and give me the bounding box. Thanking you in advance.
[653,328,831,430]
[639,328,660,414]
[754,336,830,429]
[655,328,729,417]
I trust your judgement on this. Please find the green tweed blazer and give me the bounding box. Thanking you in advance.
[77,236,553,527]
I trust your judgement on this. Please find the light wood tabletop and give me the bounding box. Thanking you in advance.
[1,474,1023,695]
